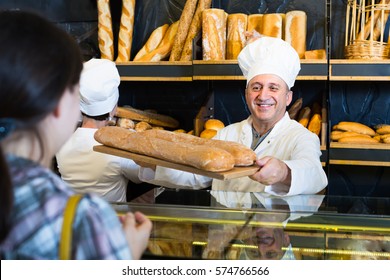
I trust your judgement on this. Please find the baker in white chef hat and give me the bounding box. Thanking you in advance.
[237,35,301,89]
[79,58,120,119]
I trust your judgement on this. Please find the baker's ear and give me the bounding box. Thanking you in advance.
[286,90,293,106]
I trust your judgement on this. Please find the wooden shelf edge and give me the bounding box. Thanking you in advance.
[120,77,193,82]
[330,142,390,150]
[192,76,244,81]
[116,61,192,66]
[330,59,390,64]
[329,160,390,167]
[330,76,390,81]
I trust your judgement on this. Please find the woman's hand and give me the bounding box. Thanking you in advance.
[120,211,153,259]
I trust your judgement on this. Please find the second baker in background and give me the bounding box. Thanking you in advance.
[138,36,328,196]
[56,58,143,202]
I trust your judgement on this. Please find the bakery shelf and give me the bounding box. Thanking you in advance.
[330,59,390,81]
[192,59,328,81]
[192,60,244,80]
[116,61,193,81]
[329,142,390,167]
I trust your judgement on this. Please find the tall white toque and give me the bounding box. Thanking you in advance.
[237,36,301,89]
[79,58,120,116]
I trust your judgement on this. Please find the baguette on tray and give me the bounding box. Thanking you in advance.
[94,126,235,172]
[141,129,256,166]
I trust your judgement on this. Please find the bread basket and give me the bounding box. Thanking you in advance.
[344,0,390,59]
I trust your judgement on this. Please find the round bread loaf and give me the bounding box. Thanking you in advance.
[200,129,217,139]
[204,119,225,131]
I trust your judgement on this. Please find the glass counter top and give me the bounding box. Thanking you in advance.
[111,188,390,260]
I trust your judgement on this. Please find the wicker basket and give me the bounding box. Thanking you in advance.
[345,0,390,59]
[345,39,390,59]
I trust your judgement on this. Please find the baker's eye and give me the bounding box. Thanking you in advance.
[251,85,261,92]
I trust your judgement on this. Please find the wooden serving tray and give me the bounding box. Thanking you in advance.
[93,145,259,181]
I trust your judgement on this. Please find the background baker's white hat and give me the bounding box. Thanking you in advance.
[237,36,301,89]
[79,58,120,116]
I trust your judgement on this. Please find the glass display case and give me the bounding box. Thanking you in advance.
[111,188,390,260]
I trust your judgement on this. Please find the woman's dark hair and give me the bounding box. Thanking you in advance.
[0,10,83,242]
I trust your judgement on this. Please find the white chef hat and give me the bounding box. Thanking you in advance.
[79,58,120,116]
[237,36,301,89]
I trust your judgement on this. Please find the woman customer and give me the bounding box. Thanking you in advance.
[0,10,151,259]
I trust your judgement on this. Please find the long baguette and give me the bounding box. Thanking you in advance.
[202,8,228,60]
[247,14,263,33]
[336,121,376,136]
[169,0,199,61]
[116,0,136,62]
[288,97,303,120]
[298,107,311,128]
[331,131,371,141]
[136,21,179,62]
[308,113,322,136]
[97,0,114,60]
[141,129,256,166]
[94,126,235,172]
[116,107,179,129]
[180,0,213,61]
[338,136,379,144]
[226,13,248,60]
[284,10,306,58]
[133,24,169,61]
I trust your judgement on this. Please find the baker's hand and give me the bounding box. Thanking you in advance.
[120,212,152,259]
[249,156,291,186]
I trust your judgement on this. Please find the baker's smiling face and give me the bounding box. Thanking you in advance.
[245,74,292,129]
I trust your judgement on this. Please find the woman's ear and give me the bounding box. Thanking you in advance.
[52,102,61,118]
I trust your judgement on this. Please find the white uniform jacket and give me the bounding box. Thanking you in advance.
[56,128,141,202]
[139,112,328,196]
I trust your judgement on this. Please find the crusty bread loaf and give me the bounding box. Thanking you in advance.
[94,126,236,172]
[202,8,228,60]
[133,24,169,61]
[308,113,322,136]
[226,13,248,60]
[382,134,390,144]
[288,97,303,120]
[116,106,180,128]
[117,118,135,129]
[204,119,225,131]
[180,0,213,61]
[331,131,371,141]
[116,0,136,62]
[173,129,186,133]
[169,0,198,61]
[261,13,285,39]
[375,124,390,135]
[285,10,307,58]
[338,136,380,144]
[304,49,326,59]
[247,14,263,33]
[142,129,257,166]
[136,21,179,62]
[200,129,217,139]
[97,0,114,60]
[336,121,376,136]
[298,107,311,128]
[135,121,153,132]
